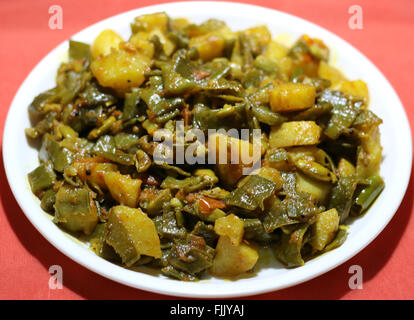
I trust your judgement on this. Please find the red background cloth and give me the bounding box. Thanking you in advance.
[0,0,413,300]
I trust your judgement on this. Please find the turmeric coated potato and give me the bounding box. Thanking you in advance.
[91,29,124,59]
[91,49,151,94]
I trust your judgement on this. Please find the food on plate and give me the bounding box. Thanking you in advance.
[25,12,384,281]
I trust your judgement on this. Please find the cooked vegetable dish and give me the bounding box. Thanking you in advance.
[26,12,384,280]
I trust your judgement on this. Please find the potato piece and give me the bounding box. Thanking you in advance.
[277,56,294,80]
[310,208,340,251]
[91,29,124,59]
[208,132,261,187]
[356,125,382,178]
[332,80,369,104]
[129,28,175,57]
[134,12,169,33]
[244,25,272,46]
[269,121,322,148]
[88,163,118,188]
[54,185,98,235]
[286,146,328,164]
[256,167,284,189]
[265,40,289,60]
[247,167,284,191]
[189,32,225,62]
[296,171,331,203]
[263,147,291,171]
[106,205,162,266]
[337,158,356,177]
[103,171,142,207]
[210,236,258,277]
[270,83,316,112]
[148,28,175,56]
[91,49,151,94]
[318,61,346,84]
[214,214,244,246]
[71,159,118,189]
[128,31,155,58]
[170,17,190,31]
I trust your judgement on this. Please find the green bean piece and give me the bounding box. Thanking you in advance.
[321,90,363,140]
[39,134,74,172]
[114,133,140,150]
[328,177,359,222]
[92,135,116,154]
[68,40,91,64]
[40,189,57,213]
[146,189,172,216]
[161,175,215,193]
[191,221,218,248]
[135,149,152,173]
[226,175,276,211]
[161,204,187,240]
[167,234,215,276]
[262,192,319,232]
[354,175,385,213]
[122,88,141,120]
[243,218,280,243]
[275,223,309,267]
[54,185,98,235]
[28,164,56,194]
[161,265,197,281]
[98,151,135,166]
[251,105,287,126]
[88,116,116,140]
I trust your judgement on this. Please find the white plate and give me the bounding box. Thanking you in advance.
[3,1,412,298]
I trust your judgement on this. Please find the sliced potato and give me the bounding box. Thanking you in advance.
[210,236,258,277]
[257,167,284,188]
[70,159,118,189]
[296,171,331,203]
[106,205,162,266]
[337,158,356,177]
[149,28,175,56]
[269,121,322,148]
[332,80,369,104]
[91,49,151,94]
[270,83,316,112]
[356,125,382,178]
[133,12,169,33]
[189,32,225,62]
[128,31,155,58]
[209,132,261,187]
[91,29,124,59]
[103,171,142,207]
[214,214,244,246]
[244,25,272,46]
[310,208,340,251]
[265,40,289,60]
[318,60,346,84]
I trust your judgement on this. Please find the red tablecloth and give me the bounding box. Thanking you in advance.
[0,0,413,300]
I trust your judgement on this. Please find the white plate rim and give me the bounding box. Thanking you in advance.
[2,1,412,298]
